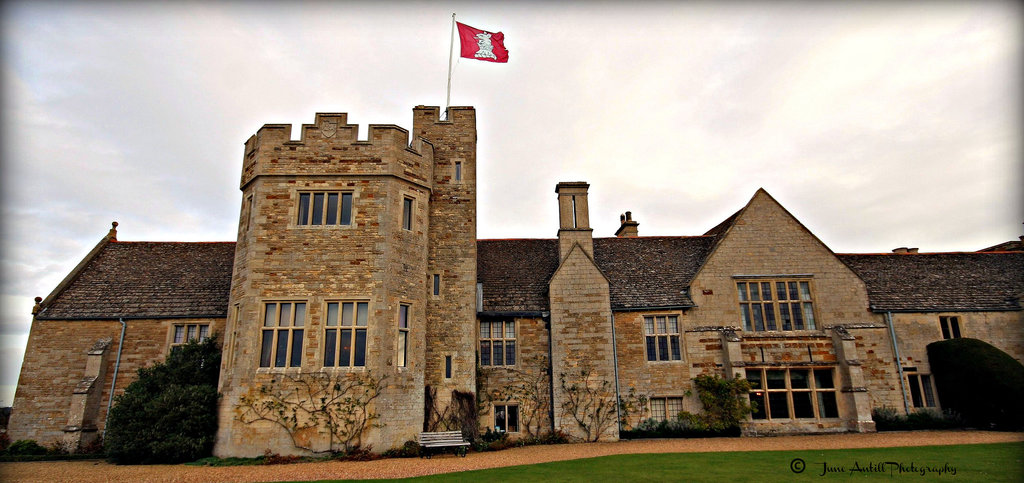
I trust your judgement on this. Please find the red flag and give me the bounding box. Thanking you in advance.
[456,22,509,63]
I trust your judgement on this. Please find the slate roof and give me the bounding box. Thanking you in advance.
[593,237,716,309]
[476,236,716,312]
[37,242,236,320]
[837,252,1024,312]
[477,239,559,313]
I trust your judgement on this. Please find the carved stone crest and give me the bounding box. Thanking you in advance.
[321,120,337,138]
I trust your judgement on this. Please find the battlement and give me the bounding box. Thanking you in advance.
[244,112,431,159]
[240,109,455,189]
[413,106,476,138]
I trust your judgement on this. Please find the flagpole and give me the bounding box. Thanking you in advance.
[445,13,455,119]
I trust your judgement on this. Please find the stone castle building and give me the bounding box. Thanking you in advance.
[9,106,1024,455]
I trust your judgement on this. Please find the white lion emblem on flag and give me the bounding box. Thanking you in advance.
[474,32,498,60]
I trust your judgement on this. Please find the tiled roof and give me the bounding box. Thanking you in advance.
[593,237,715,309]
[37,242,236,320]
[477,239,559,313]
[476,236,716,312]
[837,252,1024,312]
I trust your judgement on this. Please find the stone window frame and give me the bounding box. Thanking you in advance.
[480,319,516,367]
[224,304,240,369]
[939,316,962,340]
[258,301,307,369]
[240,194,254,234]
[292,189,356,228]
[643,314,683,363]
[649,396,684,421]
[401,196,414,231]
[322,300,371,369]
[492,402,520,433]
[169,323,210,352]
[454,161,462,182]
[746,367,839,421]
[396,303,410,368]
[905,370,938,408]
[735,276,818,332]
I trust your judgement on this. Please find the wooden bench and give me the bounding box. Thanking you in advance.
[418,430,470,458]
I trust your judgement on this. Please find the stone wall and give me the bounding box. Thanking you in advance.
[475,316,551,437]
[216,108,476,456]
[613,310,697,428]
[415,106,478,419]
[684,190,882,432]
[9,317,221,445]
[548,245,618,441]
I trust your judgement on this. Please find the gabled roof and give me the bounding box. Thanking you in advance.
[476,236,716,313]
[837,252,1024,312]
[37,242,236,320]
[979,239,1024,252]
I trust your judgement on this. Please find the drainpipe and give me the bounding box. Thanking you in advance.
[885,312,911,414]
[545,313,556,434]
[104,318,127,435]
[610,313,622,435]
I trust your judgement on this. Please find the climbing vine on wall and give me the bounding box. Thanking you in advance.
[558,357,617,442]
[477,354,552,437]
[236,371,386,454]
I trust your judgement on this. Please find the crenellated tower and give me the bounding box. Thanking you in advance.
[215,107,476,456]
[413,106,478,427]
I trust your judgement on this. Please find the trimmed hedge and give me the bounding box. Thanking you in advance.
[927,338,1024,430]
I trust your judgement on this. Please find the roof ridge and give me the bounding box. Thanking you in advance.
[837,251,1021,256]
[594,235,713,240]
[112,240,236,244]
[477,238,556,242]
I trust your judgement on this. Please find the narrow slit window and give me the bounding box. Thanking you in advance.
[402,197,413,230]
[397,304,409,367]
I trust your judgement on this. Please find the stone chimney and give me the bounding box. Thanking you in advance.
[615,211,639,237]
[555,181,593,259]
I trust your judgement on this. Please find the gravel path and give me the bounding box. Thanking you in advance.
[1,431,1021,482]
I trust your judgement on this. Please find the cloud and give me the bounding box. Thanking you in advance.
[1,1,1020,395]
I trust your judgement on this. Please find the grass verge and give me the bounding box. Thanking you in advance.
[287,442,1023,483]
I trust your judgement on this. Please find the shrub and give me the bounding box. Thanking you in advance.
[104,336,221,464]
[6,439,48,456]
[927,338,1024,430]
[261,450,305,465]
[382,440,421,458]
[687,374,752,433]
[872,406,963,431]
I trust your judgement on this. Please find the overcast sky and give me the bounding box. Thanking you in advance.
[1,1,1020,406]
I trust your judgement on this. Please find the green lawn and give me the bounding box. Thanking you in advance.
[294,442,1024,482]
